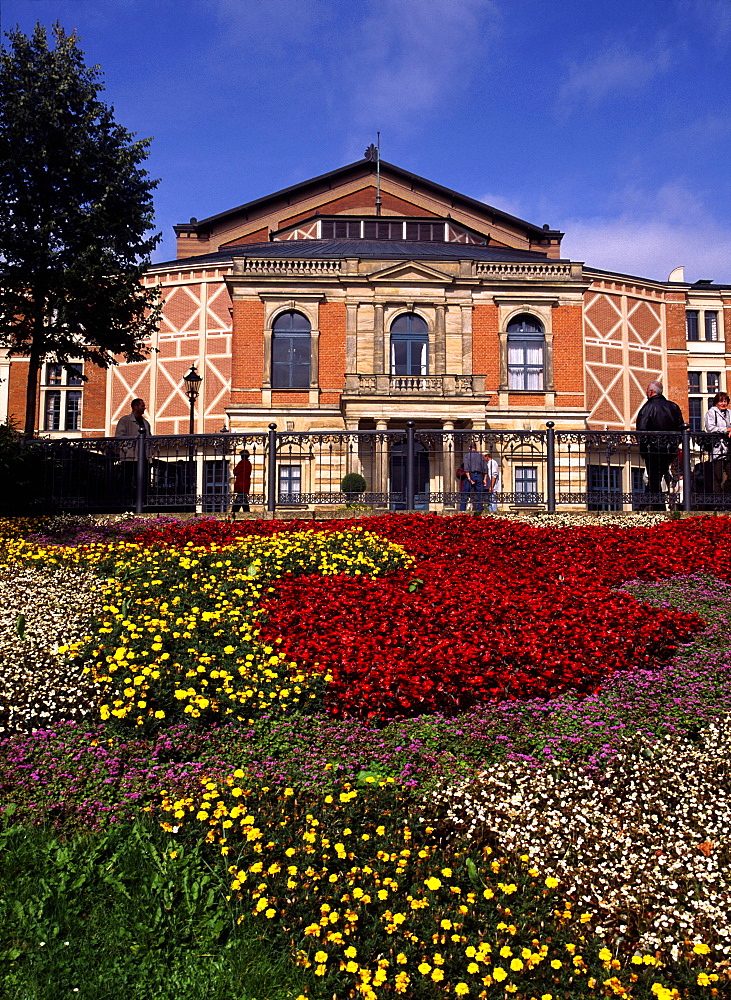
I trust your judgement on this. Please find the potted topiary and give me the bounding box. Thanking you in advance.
[340,472,367,507]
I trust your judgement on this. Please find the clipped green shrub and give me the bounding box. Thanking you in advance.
[340,472,366,494]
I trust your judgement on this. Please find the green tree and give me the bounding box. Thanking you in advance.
[0,22,161,435]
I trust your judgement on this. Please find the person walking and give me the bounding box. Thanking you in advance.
[636,381,684,511]
[114,398,151,505]
[459,442,488,513]
[231,449,252,514]
[483,449,501,512]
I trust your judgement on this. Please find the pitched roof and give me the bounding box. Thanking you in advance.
[174,159,564,241]
[151,238,565,271]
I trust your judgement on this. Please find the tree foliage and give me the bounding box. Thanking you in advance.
[0,22,161,434]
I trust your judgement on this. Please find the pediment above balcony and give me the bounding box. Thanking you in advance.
[367,260,454,284]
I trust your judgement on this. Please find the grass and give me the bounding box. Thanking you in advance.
[0,816,312,1000]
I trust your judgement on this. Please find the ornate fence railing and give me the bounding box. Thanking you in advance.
[12,422,731,515]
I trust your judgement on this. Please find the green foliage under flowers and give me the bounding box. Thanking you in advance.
[0,814,312,1000]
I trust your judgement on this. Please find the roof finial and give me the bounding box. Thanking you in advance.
[364,134,381,216]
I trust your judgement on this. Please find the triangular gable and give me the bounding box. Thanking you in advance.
[367,260,454,283]
[174,159,564,261]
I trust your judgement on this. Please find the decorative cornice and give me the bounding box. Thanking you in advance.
[476,261,575,280]
[233,258,342,276]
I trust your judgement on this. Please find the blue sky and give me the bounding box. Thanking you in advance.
[3,0,730,282]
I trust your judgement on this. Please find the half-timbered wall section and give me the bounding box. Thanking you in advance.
[108,266,232,435]
[583,276,668,430]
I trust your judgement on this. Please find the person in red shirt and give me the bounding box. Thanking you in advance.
[231,449,252,514]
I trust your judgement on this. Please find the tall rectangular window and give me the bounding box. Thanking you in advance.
[44,391,61,431]
[41,361,84,431]
[514,466,538,505]
[688,372,701,394]
[688,398,702,432]
[203,460,229,513]
[686,311,699,341]
[65,391,82,431]
[631,467,646,510]
[707,372,720,394]
[588,466,622,511]
[278,465,301,499]
[705,312,719,341]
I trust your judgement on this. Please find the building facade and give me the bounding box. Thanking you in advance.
[3,157,730,448]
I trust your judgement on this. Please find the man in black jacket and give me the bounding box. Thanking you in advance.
[636,381,685,510]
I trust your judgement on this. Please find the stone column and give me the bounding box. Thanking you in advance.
[345,304,357,374]
[440,418,455,509]
[373,304,385,374]
[461,304,473,375]
[375,417,389,504]
[435,304,446,375]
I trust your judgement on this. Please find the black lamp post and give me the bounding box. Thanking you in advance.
[183,364,203,435]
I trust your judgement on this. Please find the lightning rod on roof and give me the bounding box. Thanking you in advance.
[364,134,381,216]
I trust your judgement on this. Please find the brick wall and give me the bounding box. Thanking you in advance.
[551,304,584,397]
[318,302,347,401]
[6,360,38,430]
[231,300,265,394]
[81,365,108,436]
[665,292,689,410]
[472,304,499,387]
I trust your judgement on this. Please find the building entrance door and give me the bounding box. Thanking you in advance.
[389,441,429,510]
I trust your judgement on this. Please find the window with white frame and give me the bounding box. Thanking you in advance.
[507,314,545,390]
[271,311,311,389]
[42,362,84,431]
[278,465,301,499]
[688,371,720,431]
[514,466,538,505]
[390,313,428,376]
[686,309,720,342]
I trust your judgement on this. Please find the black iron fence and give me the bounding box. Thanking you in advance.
[12,422,731,515]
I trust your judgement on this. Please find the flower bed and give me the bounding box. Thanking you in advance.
[1,513,731,999]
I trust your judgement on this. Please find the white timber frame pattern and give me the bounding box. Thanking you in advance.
[109,267,233,435]
[584,282,665,429]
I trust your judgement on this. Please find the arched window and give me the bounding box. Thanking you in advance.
[390,313,428,376]
[271,311,311,388]
[507,314,544,390]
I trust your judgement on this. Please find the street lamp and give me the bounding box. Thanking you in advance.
[183,364,202,435]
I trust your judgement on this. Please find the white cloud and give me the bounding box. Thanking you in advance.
[557,39,672,113]
[560,182,731,283]
[342,0,499,137]
[479,190,529,222]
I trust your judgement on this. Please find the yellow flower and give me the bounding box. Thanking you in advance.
[510,959,523,972]
[492,968,507,982]
[545,876,559,888]
[424,877,442,891]
[431,969,445,982]
[599,948,612,962]
[344,946,357,959]
[550,960,562,969]
[314,950,328,963]
[693,943,711,955]
[418,963,431,975]
[697,973,711,986]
